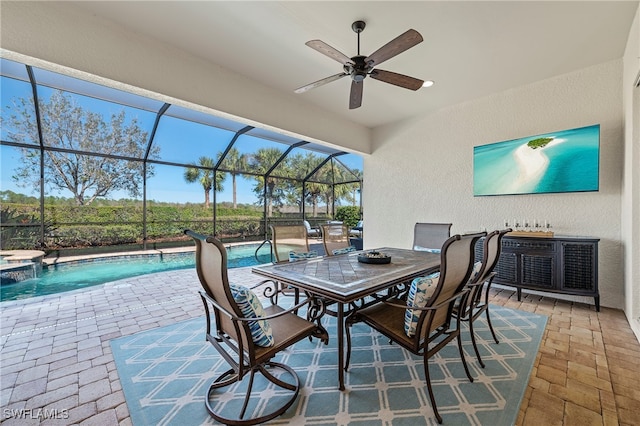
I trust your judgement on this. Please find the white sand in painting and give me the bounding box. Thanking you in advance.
[512,144,548,188]
[511,137,565,190]
[512,138,566,190]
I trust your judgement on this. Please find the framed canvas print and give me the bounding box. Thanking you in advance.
[473,124,600,196]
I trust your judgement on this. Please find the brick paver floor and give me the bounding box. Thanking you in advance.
[1,267,639,425]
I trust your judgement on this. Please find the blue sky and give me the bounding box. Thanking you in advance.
[1,65,362,205]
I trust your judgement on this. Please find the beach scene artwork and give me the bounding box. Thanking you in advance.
[473,124,600,196]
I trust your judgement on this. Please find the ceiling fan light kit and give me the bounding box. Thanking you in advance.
[295,20,426,109]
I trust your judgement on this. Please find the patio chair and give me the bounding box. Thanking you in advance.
[454,228,511,368]
[412,222,453,252]
[270,224,319,263]
[321,224,355,256]
[349,220,363,237]
[184,229,327,425]
[268,225,317,305]
[303,220,321,238]
[345,232,485,424]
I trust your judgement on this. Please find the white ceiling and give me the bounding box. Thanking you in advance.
[72,1,638,129]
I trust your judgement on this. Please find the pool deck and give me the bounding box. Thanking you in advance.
[0,266,265,425]
[40,240,266,266]
[1,267,640,425]
[41,247,196,266]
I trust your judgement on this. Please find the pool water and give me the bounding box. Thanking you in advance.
[0,244,272,302]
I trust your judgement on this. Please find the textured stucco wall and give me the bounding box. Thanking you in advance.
[366,60,624,309]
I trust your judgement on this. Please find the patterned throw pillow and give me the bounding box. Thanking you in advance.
[413,245,441,254]
[404,272,440,337]
[288,250,318,262]
[229,284,274,347]
[332,246,357,256]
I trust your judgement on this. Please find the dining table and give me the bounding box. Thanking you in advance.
[251,247,440,390]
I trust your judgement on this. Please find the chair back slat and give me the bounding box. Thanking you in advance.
[412,222,452,251]
[321,224,350,255]
[270,225,310,263]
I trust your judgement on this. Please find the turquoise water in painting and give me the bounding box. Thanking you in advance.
[473,124,600,196]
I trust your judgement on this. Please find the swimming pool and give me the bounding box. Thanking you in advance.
[0,243,272,302]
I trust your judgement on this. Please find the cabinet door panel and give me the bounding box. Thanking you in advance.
[561,242,597,293]
[521,254,555,288]
[494,252,517,283]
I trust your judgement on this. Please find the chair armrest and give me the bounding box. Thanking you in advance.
[382,288,470,312]
[467,272,497,287]
[199,290,314,322]
[259,297,317,320]
[250,278,284,292]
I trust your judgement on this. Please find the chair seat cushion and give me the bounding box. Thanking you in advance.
[229,284,274,347]
[332,246,357,256]
[289,250,318,262]
[404,272,440,337]
[253,305,319,362]
[358,300,414,347]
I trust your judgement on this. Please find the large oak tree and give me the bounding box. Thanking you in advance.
[3,90,156,205]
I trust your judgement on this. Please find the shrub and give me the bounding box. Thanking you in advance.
[335,206,361,228]
[1,201,277,249]
[0,206,55,250]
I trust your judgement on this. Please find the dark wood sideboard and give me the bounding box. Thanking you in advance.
[475,235,600,311]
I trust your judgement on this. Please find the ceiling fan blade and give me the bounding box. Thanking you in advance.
[294,73,348,94]
[349,81,363,109]
[370,69,424,91]
[365,29,423,67]
[306,40,354,66]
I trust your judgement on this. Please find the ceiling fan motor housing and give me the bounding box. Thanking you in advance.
[346,55,370,82]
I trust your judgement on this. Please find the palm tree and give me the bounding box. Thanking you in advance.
[250,148,284,217]
[349,169,363,206]
[312,161,336,215]
[184,156,224,208]
[307,182,325,217]
[222,148,247,209]
[288,152,324,216]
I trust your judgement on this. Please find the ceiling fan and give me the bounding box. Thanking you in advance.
[294,21,425,110]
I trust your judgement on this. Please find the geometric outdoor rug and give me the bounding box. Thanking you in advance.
[111,305,547,426]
